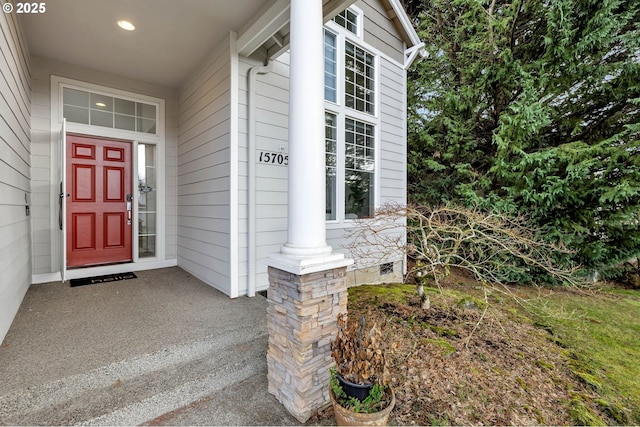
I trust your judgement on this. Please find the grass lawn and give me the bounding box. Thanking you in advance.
[531,286,640,424]
[310,276,640,425]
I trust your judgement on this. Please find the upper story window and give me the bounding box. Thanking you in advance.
[345,41,375,115]
[333,8,359,35]
[324,29,338,103]
[63,87,157,134]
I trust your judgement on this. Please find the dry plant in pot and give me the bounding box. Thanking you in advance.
[330,313,395,425]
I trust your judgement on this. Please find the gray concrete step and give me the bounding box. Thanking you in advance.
[0,326,266,426]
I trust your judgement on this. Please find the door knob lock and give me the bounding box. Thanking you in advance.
[126,194,133,225]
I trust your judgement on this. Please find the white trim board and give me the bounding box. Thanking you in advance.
[32,259,178,284]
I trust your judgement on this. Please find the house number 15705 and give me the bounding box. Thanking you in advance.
[258,151,288,166]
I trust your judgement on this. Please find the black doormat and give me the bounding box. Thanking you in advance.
[70,272,137,287]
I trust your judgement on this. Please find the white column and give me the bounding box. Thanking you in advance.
[282,0,328,257]
[269,0,351,274]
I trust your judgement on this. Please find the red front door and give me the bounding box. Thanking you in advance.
[66,134,133,267]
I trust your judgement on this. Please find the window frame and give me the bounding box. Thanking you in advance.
[331,5,364,39]
[324,15,381,225]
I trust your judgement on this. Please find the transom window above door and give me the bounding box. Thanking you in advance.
[63,87,157,134]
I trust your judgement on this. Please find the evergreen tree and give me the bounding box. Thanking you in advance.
[406,0,640,279]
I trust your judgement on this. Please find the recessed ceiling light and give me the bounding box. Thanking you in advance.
[95,102,106,107]
[117,20,136,31]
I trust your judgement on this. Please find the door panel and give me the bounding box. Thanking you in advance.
[73,165,95,201]
[72,213,96,250]
[104,213,125,247]
[104,167,124,201]
[67,134,132,267]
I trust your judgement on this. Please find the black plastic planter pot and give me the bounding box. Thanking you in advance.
[337,373,374,402]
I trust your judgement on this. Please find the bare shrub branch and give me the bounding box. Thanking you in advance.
[346,203,584,309]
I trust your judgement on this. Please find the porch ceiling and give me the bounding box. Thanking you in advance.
[21,0,273,88]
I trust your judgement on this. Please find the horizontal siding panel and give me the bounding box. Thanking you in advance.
[178,36,233,295]
[255,165,287,180]
[179,68,230,126]
[0,157,29,192]
[178,95,231,145]
[380,146,405,163]
[176,256,230,295]
[380,122,404,139]
[179,38,230,107]
[0,132,29,179]
[254,175,286,190]
[178,124,229,164]
[177,215,231,232]
[176,244,230,274]
[255,121,288,140]
[255,217,287,232]
[178,149,229,177]
[178,179,230,196]
[0,8,31,342]
[0,184,29,207]
[0,87,30,156]
[255,204,287,219]
[380,58,404,82]
[0,25,30,128]
[178,227,230,254]
[359,0,404,64]
[0,215,28,247]
[380,94,404,117]
[255,107,289,129]
[254,87,289,110]
[0,248,31,339]
[256,230,287,247]
[256,190,287,206]
[178,167,229,189]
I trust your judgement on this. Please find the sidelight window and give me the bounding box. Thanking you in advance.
[137,144,156,257]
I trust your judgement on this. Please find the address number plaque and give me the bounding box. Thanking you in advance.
[258,151,288,166]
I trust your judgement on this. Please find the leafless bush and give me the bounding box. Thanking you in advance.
[346,203,583,309]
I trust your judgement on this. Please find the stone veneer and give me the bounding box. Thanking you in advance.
[266,265,348,422]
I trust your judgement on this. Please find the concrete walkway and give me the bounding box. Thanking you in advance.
[0,267,301,425]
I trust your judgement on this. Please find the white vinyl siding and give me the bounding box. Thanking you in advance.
[0,6,31,342]
[238,1,408,287]
[359,0,405,64]
[378,57,406,204]
[237,55,290,295]
[30,57,178,278]
[177,35,234,295]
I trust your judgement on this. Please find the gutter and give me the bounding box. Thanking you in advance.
[247,60,273,297]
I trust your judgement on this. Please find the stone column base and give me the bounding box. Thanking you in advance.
[266,265,348,423]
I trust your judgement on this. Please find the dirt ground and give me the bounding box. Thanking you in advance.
[309,271,612,426]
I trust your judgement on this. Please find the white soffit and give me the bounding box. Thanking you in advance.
[21,0,420,88]
[21,0,271,88]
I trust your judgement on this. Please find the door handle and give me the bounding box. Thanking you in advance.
[59,182,69,230]
[126,194,133,225]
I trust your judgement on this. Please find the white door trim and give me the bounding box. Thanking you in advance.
[49,76,166,278]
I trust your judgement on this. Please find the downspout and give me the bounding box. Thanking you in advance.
[247,60,273,297]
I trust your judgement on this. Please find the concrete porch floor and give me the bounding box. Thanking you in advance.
[0,267,300,425]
